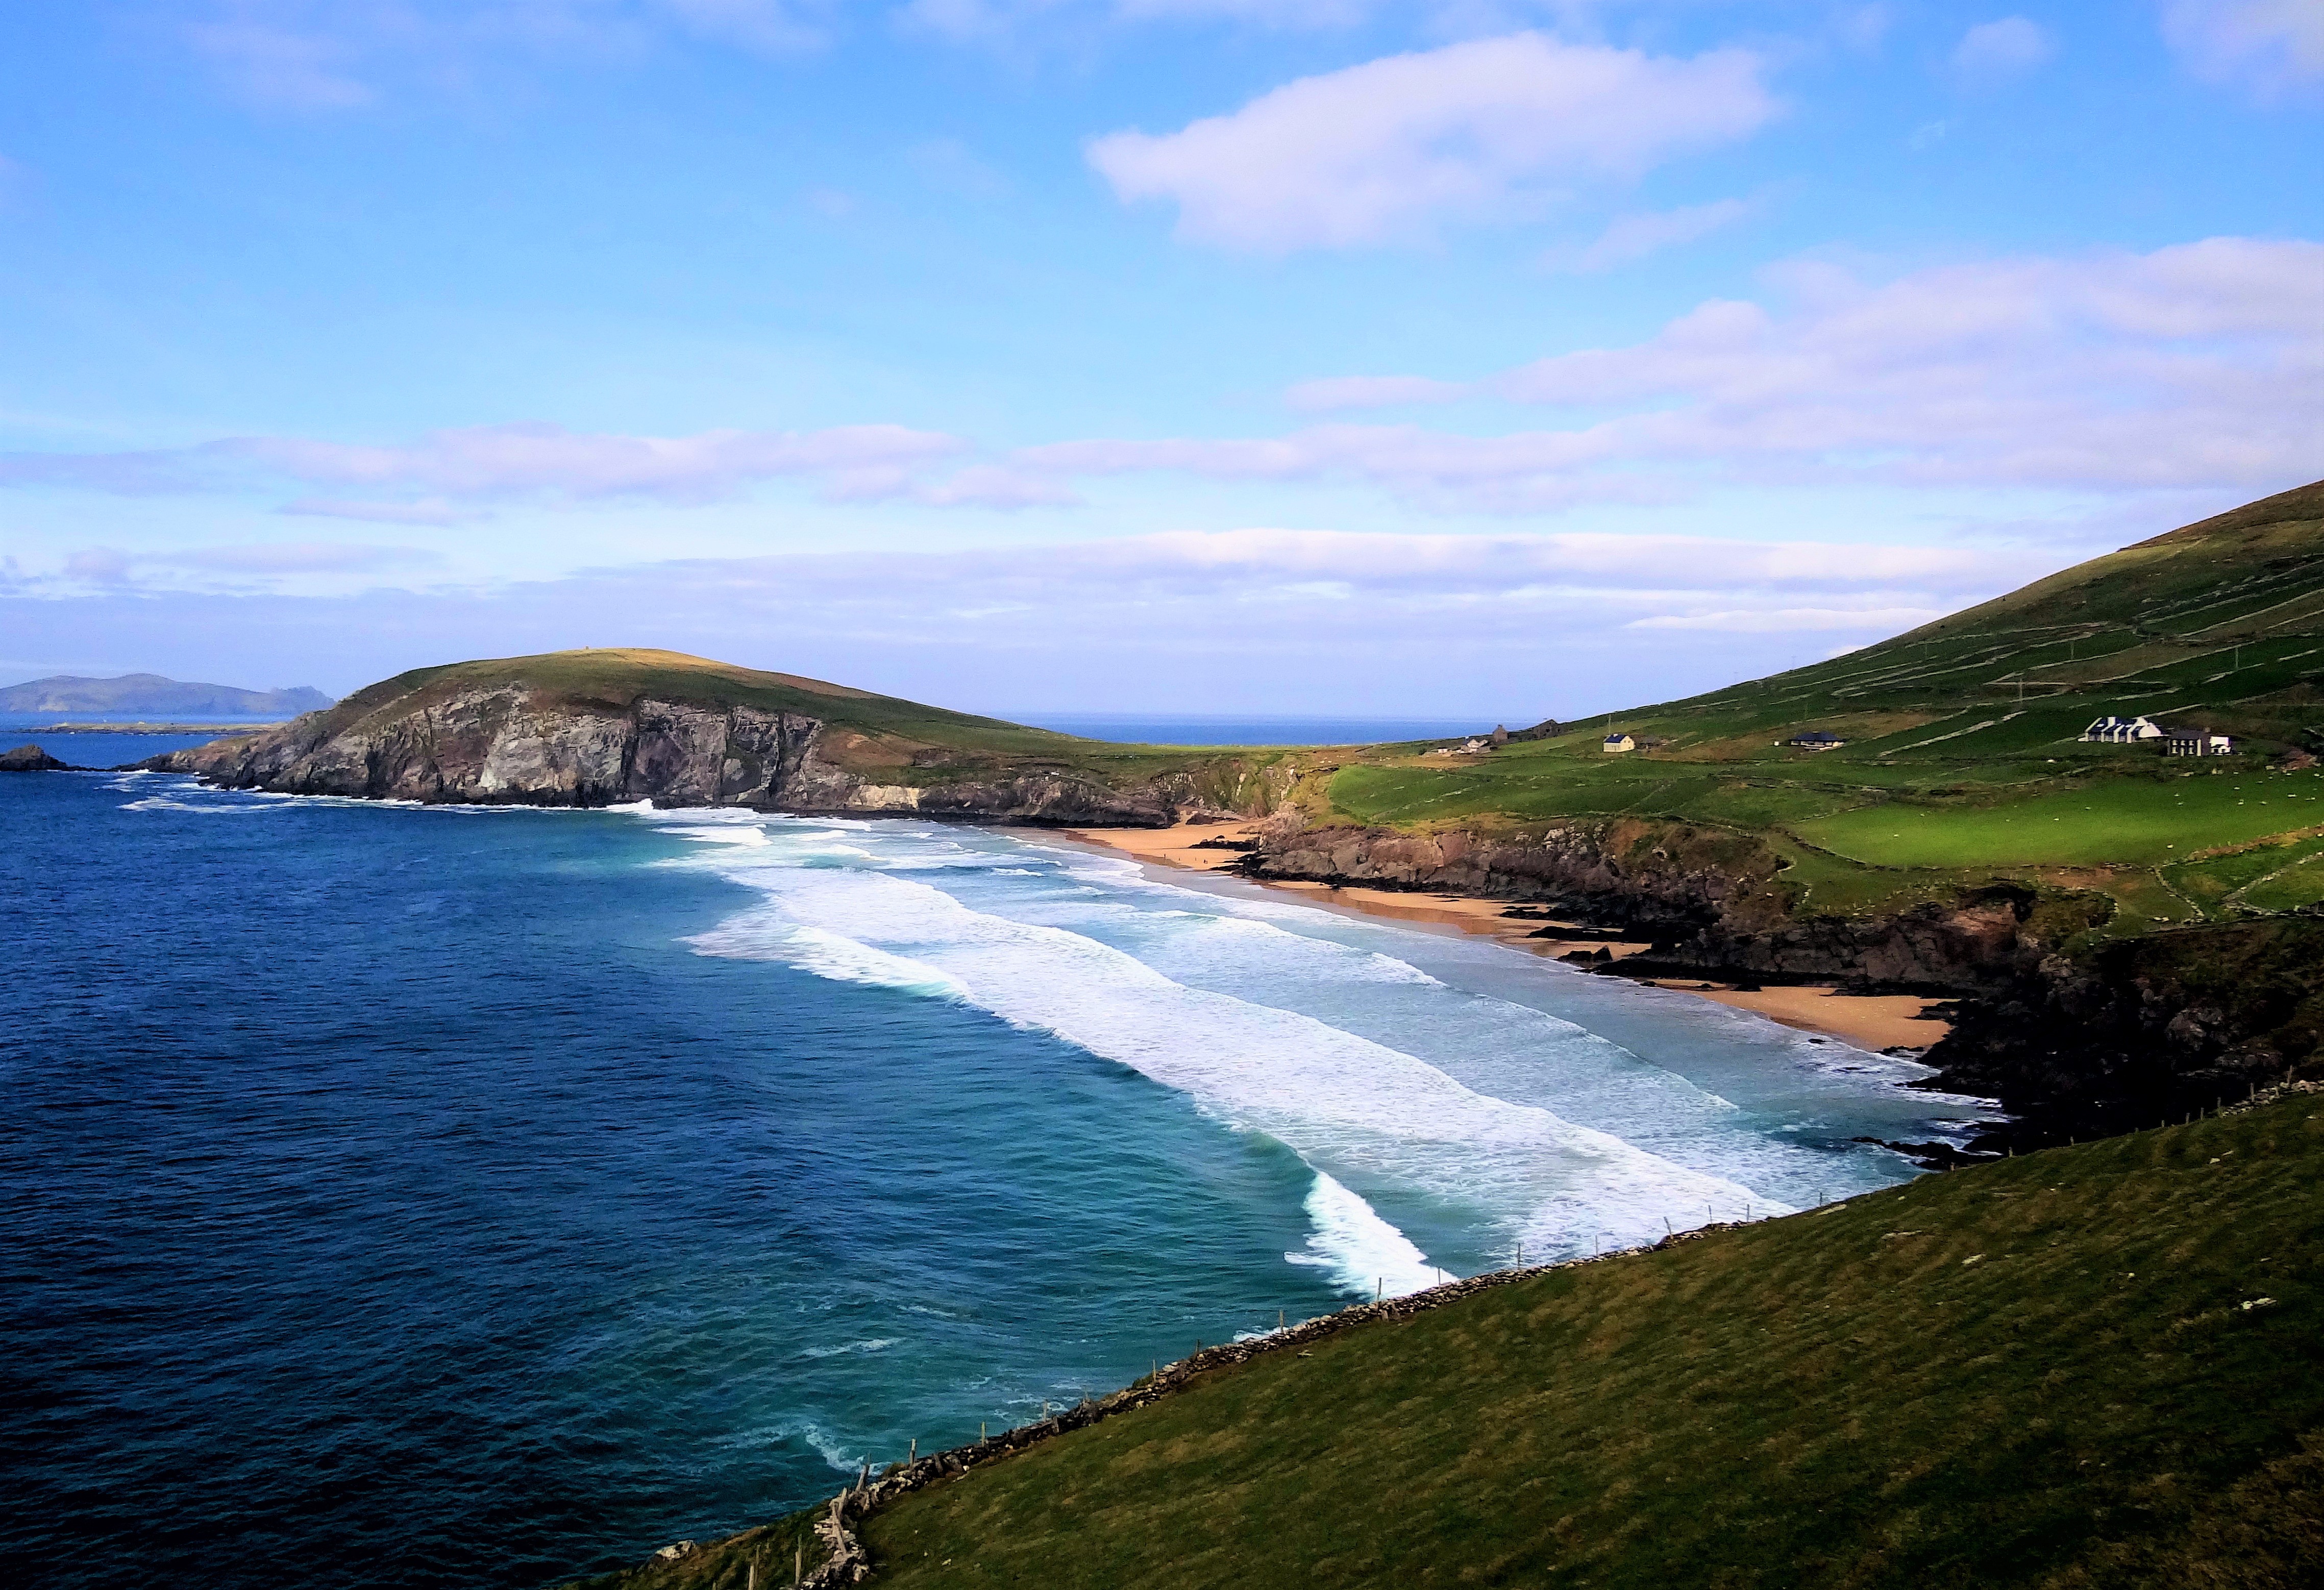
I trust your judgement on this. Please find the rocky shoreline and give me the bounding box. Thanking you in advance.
[1221,815,2323,1154]
[134,669,2322,1155]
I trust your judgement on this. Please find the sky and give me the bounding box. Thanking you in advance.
[1,1,2318,718]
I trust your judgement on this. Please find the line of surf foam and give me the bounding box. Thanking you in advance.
[647,813,1785,1265]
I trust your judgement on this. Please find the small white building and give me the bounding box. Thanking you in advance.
[2162,726,2233,757]
[1788,730,1846,752]
[1603,733,1636,754]
[2082,715,2162,744]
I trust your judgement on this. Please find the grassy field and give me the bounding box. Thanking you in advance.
[1797,770,2324,868]
[836,1097,2324,1589]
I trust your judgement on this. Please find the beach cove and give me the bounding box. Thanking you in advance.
[1059,820,1954,1056]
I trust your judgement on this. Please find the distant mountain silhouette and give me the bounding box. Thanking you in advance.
[0,673,334,716]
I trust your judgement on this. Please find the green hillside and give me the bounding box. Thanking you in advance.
[1308,480,2324,939]
[581,1094,2323,1590]
[309,647,1303,804]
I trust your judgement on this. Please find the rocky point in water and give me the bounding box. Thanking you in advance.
[146,648,1272,826]
[1,743,67,772]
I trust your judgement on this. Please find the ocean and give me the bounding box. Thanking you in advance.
[3,749,1986,1587]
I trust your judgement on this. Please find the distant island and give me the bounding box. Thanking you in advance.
[0,673,334,717]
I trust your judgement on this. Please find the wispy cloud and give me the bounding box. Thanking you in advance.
[2162,0,2324,93]
[5,524,2059,711]
[1627,605,1949,633]
[1212,237,2324,505]
[1950,17,2055,84]
[2,421,966,508]
[56,541,441,588]
[14,239,2313,523]
[1086,33,1779,251]
[1560,197,1752,272]
[280,498,481,526]
[170,0,835,110]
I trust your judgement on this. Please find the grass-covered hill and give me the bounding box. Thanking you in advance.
[215,647,1305,813]
[579,1092,2324,1590]
[1303,480,2324,942]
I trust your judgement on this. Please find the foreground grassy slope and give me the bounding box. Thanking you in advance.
[854,1097,2322,1589]
[1312,480,2324,938]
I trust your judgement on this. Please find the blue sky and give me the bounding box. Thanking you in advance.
[2,1,2318,716]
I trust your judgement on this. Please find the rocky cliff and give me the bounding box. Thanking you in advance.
[1239,815,2079,994]
[1920,915,2324,1142]
[150,653,1209,825]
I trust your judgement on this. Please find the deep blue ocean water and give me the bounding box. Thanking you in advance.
[3,760,1986,1588]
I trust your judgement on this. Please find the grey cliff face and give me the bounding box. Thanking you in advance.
[155,685,1176,825]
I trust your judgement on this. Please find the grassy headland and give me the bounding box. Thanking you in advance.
[309,647,1304,811]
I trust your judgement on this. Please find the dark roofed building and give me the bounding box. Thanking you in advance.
[2161,725,2233,757]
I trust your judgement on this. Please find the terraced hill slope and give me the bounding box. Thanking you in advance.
[578,1092,2324,1590]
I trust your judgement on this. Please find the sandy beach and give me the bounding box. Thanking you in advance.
[1058,821,1951,1054]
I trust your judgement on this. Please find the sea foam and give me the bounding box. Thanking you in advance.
[645,811,1784,1269]
[1285,1172,1439,1298]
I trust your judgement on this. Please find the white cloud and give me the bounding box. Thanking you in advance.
[2162,0,2324,91]
[10,522,2042,713]
[1017,425,1657,512]
[1086,33,1779,252]
[1,422,966,507]
[1627,605,1949,632]
[1186,237,2324,506]
[1563,197,1751,271]
[234,422,963,499]
[58,541,439,588]
[1951,17,2054,82]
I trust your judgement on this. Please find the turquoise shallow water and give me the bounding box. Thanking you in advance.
[1,768,1985,1587]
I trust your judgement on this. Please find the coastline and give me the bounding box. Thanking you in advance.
[1055,821,1951,1055]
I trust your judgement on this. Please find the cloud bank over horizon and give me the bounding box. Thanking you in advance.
[4,3,2318,712]
[0,521,2063,715]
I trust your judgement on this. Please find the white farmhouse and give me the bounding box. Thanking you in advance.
[2081,715,2162,744]
[1603,733,1636,754]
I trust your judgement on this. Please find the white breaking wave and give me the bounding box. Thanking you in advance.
[799,1337,900,1359]
[645,811,1783,1264]
[1285,1172,1439,1298]
[119,795,277,813]
[693,917,970,1002]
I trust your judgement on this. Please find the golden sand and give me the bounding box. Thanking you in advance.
[1056,821,1950,1053]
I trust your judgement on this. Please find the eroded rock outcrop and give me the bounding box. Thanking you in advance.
[153,685,1178,824]
[1,742,68,772]
[1923,915,2324,1142]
